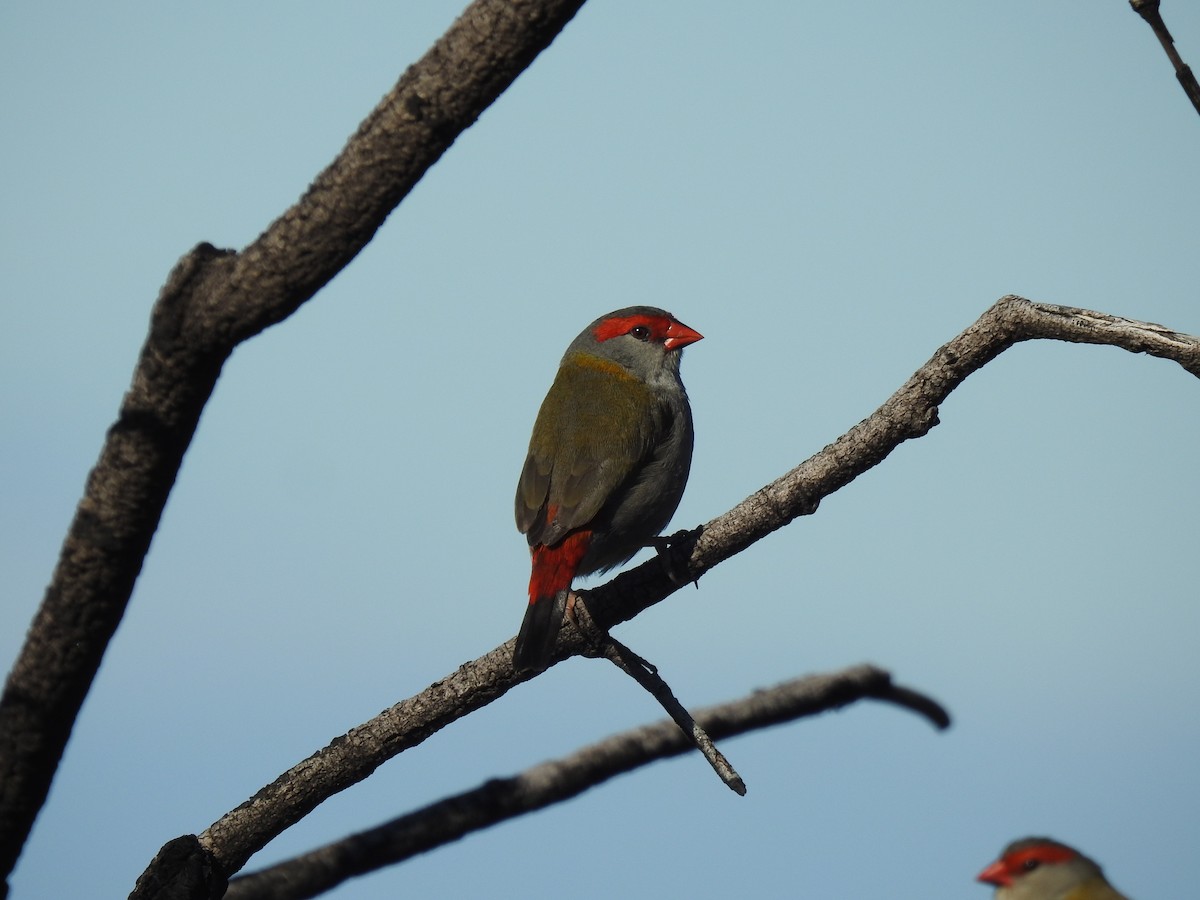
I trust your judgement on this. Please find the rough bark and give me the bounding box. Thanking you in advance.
[0,0,588,890]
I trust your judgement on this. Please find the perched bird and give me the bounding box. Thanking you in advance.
[513,306,702,672]
[977,837,1131,900]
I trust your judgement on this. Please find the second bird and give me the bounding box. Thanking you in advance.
[977,837,1131,900]
[513,306,703,672]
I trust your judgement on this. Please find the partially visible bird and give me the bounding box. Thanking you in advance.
[977,837,1131,900]
[513,306,702,672]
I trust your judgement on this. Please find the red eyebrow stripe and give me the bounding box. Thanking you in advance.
[1004,844,1077,872]
[592,314,666,343]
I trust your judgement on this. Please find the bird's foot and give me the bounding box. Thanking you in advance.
[646,526,703,587]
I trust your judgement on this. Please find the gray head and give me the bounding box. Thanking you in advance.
[565,306,703,384]
[978,837,1113,899]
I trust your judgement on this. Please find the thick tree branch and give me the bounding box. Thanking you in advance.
[586,297,1200,631]
[218,665,947,900]
[0,0,587,888]
[1130,0,1200,116]
[169,296,1196,892]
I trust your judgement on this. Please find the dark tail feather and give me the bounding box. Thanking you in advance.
[513,591,568,673]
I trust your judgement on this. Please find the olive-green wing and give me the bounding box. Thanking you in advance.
[515,357,660,547]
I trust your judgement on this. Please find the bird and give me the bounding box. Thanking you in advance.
[977,836,1131,899]
[513,306,702,672]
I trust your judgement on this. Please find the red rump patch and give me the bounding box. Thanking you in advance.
[528,531,591,605]
[592,313,672,343]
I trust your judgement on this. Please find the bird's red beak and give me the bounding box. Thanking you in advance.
[663,320,703,351]
[976,860,1011,887]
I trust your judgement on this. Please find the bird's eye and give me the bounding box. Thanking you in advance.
[629,325,651,341]
[1022,860,1040,872]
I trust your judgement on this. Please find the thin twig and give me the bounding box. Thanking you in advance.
[1130,0,1200,116]
[568,587,744,793]
[594,635,746,795]
[221,665,946,900]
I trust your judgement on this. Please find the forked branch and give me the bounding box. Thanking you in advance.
[178,296,1197,890]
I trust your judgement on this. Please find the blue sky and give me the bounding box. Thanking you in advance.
[2,2,1197,898]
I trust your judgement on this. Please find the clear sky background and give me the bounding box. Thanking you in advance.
[2,3,1198,898]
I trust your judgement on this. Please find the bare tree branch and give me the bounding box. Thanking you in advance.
[1,0,1189,891]
[0,0,588,888]
[668,297,1200,593]
[218,665,947,900]
[159,295,1196,893]
[1130,0,1200,116]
